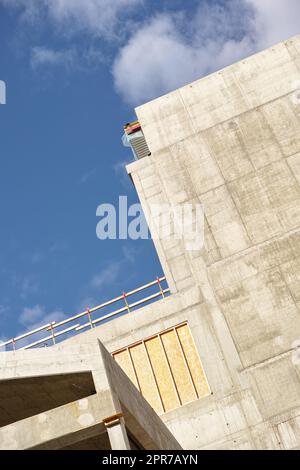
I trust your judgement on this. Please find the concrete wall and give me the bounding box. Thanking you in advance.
[2,34,300,451]
[0,339,181,450]
[124,34,300,450]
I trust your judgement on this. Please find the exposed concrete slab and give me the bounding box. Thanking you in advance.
[2,33,300,451]
[125,33,300,450]
[0,372,95,427]
[0,392,111,450]
[0,340,182,450]
[106,418,131,450]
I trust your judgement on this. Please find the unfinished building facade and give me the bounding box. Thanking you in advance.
[1,34,300,450]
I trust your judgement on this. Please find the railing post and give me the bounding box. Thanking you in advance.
[3,276,168,352]
[157,277,165,298]
[86,307,94,329]
[123,292,130,313]
[50,322,56,345]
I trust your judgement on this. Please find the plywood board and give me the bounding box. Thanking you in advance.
[145,336,180,412]
[114,349,138,389]
[161,330,196,405]
[176,324,210,399]
[130,343,163,413]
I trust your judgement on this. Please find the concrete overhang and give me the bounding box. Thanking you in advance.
[0,339,182,450]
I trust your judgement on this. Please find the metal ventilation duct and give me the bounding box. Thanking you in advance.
[122,121,151,161]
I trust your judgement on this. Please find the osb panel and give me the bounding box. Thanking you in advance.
[161,330,196,405]
[113,350,138,389]
[145,336,180,413]
[176,324,210,399]
[112,323,211,415]
[129,343,163,413]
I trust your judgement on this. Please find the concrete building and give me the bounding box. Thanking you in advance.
[1,33,300,450]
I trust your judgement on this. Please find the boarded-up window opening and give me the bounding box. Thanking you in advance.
[113,322,210,414]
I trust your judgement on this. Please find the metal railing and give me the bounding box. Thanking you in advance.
[0,276,169,352]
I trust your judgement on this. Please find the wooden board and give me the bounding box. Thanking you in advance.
[129,343,163,413]
[145,336,180,413]
[113,322,210,414]
[176,324,210,399]
[161,329,197,405]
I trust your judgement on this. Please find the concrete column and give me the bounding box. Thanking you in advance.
[106,417,131,450]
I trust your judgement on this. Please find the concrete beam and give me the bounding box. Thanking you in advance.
[105,416,131,450]
[0,391,115,450]
[99,341,182,450]
[0,343,100,382]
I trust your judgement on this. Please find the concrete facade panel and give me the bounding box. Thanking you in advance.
[3,33,300,450]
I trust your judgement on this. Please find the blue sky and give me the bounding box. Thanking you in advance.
[0,0,299,343]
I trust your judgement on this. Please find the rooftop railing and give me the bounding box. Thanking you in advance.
[0,276,169,352]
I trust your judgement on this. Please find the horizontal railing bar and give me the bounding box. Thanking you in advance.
[76,306,128,332]
[21,334,53,350]
[129,289,170,309]
[21,324,81,350]
[76,288,170,332]
[51,276,167,330]
[51,324,81,339]
[14,323,53,342]
[0,276,168,351]
[125,276,166,297]
[50,309,99,329]
[49,324,81,339]
[0,322,54,348]
[0,323,51,348]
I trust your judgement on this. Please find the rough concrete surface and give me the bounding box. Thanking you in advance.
[1,34,300,450]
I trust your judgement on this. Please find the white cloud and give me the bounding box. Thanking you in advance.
[17,304,67,348]
[90,246,138,289]
[113,0,300,105]
[247,0,300,48]
[0,335,9,352]
[30,251,45,264]
[1,0,142,38]
[30,45,106,71]
[19,305,44,325]
[20,274,39,299]
[2,0,300,105]
[0,305,8,326]
[122,245,140,264]
[113,157,133,189]
[78,296,98,312]
[30,46,76,69]
[0,305,7,315]
[79,168,97,185]
[19,304,66,327]
[49,240,68,253]
[91,262,121,289]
